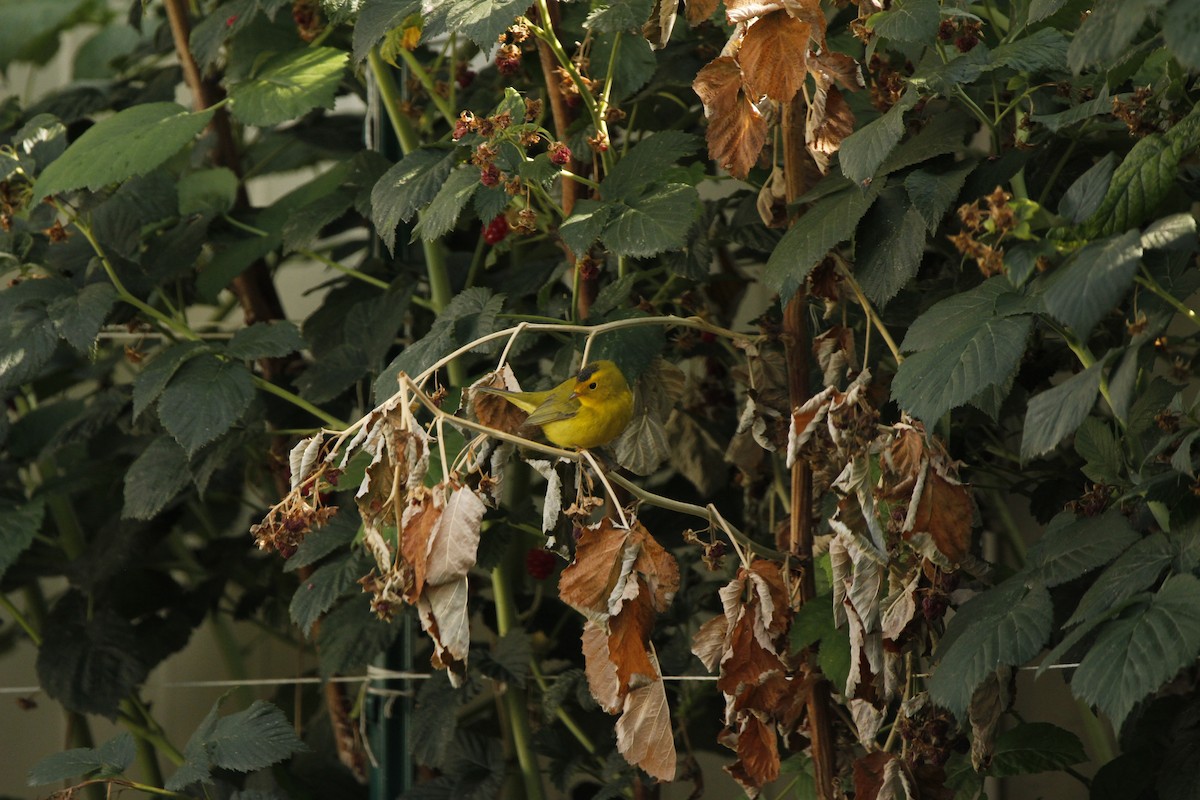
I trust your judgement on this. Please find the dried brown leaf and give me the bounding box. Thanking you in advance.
[693,56,743,118]
[616,653,677,782]
[630,523,680,612]
[418,578,470,684]
[717,613,786,697]
[686,0,719,24]
[733,715,780,787]
[559,518,633,619]
[643,0,679,49]
[969,667,1012,771]
[609,581,659,692]
[808,84,855,170]
[739,12,810,103]
[692,614,730,672]
[582,621,622,713]
[400,489,442,602]
[853,750,894,800]
[471,365,527,435]
[424,486,486,585]
[908,472,973,564]
[880,570,920,641]
[811,50,864,91]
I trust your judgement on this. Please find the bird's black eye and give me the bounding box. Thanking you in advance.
[588,382,597,390]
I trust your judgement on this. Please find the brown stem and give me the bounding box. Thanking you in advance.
[534,0,599,319]
[163,0,362,776]
[781,93,838,800]
[163,0,287,365]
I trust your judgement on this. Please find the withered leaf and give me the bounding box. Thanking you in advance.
[734,715,781,787]
[747,559,791,637]
[853,750,894,800]
[418,577,470,684]
[643,0,678,49]
[583,621,622,714]
[400,489,442,602]
[424,486,486,585]
[693,56,742,118]
[631,522,681,612]
[880,570,920,641]
[472,365,527,436]
[694,57,768,179]
[808,84,855,172]
[849,698,886,747]
[616,652,677,782]
[692,613,731,673]
[717,613,786,697]
[908,471,973,564]
[810,50,863,91]
[685,0,719,25]
[608,580,659,692]
[559,518,633,620]
[739,12,810,103]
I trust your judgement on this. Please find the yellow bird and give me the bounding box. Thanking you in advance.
[477,360,634,450]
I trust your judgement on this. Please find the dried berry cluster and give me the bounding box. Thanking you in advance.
[949,187,1019,277]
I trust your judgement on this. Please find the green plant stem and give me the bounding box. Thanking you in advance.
[1135,273,1200,330]
[209,616,256,709]
[296,247,390,290]
[368,47,464,385]
[121,699,186,767]
[1074,698,1117,765]
[530,0,613,174]
[836,259,904,364]
[393,47,455,125]
[134,731,165,788]
[529,660,598,757]
[491,560,545,800]
[465,233,488,289]
[252,376,347,428]
[985,488,1027,565]
[69,778,187,798]
[0,594,41,644]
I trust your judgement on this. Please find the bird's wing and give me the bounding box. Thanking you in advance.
[475,386,551,414]
[524,393,581,426]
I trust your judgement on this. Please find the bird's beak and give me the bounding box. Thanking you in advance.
[567,391,579,400]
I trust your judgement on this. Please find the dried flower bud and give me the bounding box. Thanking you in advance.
[480,164,502,187]
[548,141,571,166]
[496,43,522,75]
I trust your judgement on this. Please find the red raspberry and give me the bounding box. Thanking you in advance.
[456,63,476,89]
[479,164,501,187]
[955,33,979,52]
[525,548,557,580]
[549,141,571,166]
[482,215,509,245]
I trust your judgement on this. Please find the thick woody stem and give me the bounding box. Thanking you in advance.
[781,93,838,800]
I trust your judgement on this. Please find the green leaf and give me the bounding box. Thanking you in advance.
[207,700,307,772]
[0,311,59,390]
[790,592,851,693]
[904,161,975,233]
[132,341,210,421]
[32,103,215,201]
[602,183,700,258]
[479,629,532,688]
[879,111,973,176]
[601,132,699,202]
[586,0,655,32]
[1071,574,1200,729]
[1085,111,1200,236]
[370,147,457,252]
[351,0,421,62]
[189,0,258,70]
[559,199,615,255]
[855,192,927,307]
[868,0,940,42]
[1026,510,1139,588]
[157,355,255,455]
[988,722,1085,777]
[929,580,1052,718]
[0,0,87,70]
[229,47,347,127]
[37,593,149,719]
[47,283,117,353]
[1027,0,1069,24]
[412,167,481,241]
[892,315,1032,423]
[1066,0,1150,73]
[316,594,402,677]
[1074,416,1123,484]
[226,321,307,361]
[765,182,881,304]
[284,511,360,572]
[1039,230,1142,337]
[1171,429,1200,477]
[1058,153,1115,224]
[1066,532,1174,627]
[123,436,193,521]
[988,27,1068,73]
[411,672,463,769]
[1030,88,1114,132]
[440,0,528,48]
[1020,362,1103,460]
[1141,213,1198,251]
[290,550,373,635]
[0,497,44,582]
[178,167,239,216]
[838,93,918,186]
[901,279,1018,352]
[1164,0,1200,70]
[28,733,136,785]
